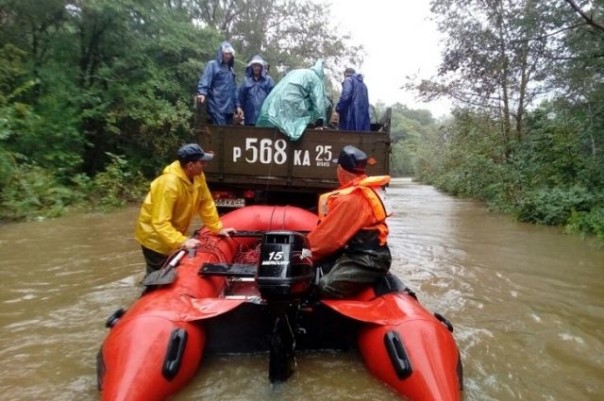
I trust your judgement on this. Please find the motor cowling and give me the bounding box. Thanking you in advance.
[256,231,314,301]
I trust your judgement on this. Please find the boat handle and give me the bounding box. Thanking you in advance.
[162,328,188,380]
[434,313,454,332]
[384,331,413,380]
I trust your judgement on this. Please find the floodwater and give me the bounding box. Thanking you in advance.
[0,178,602,401]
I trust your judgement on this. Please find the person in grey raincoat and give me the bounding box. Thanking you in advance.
[336,68,370,131]
[256,59,328,141]
[196,41,239,125]
[237,55,275,126]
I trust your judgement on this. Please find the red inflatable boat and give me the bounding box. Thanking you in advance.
[97,205,463,401]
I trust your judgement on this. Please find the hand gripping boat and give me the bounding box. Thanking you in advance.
[97,206,463,401]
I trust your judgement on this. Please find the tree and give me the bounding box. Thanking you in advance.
[564,0,604,32]
[0,0,368,220]
[0,0,69,86]
[410,0,604,239]
[188,0,364,81]
[59,0,220,174]
[411,0,568,156]
[553,1,604,166]
[387,104,438,177]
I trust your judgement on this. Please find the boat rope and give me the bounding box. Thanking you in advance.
[233,243,260,265]
[196,235,229,263]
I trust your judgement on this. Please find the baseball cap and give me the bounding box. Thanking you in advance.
[177,143,214,164]
[337,145,367,173]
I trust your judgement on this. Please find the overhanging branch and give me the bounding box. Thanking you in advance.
[564,0,604,32]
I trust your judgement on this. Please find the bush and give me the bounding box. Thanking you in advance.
[0,164,83,220]
[515,186,595,225]
[88,153,148,209]
[566,206,604,242]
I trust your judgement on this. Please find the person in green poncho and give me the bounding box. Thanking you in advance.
[255,59,328,141]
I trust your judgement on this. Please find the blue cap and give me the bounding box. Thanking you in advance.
[177,144,214,164]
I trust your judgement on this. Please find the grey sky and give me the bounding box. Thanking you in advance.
[327,0,452,117]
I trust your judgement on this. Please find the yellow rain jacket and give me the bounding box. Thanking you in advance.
[135,160,222,255]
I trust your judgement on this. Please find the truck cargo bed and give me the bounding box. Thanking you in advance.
[195,114,391,210]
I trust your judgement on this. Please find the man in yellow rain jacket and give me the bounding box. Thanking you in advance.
[135,143,235,274]
[307,145,392,298]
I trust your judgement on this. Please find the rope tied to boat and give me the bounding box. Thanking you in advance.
[196,234,229,263]
[233,243,260,265]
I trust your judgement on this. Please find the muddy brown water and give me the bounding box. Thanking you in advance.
[0,178,602,401]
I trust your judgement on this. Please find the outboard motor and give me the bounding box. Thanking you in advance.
[256,231,314,301]
[255,231,314,383]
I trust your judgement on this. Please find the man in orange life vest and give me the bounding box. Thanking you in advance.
[306,145,392,299]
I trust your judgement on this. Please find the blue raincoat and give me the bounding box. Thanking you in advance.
[336,73,370,131]
[237,55,275,125]
[256,60,328,141]
[197,41,237,122]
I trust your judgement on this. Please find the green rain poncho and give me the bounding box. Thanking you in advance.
[256,60,328,141]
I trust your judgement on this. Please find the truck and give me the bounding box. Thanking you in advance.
[194,109,392,211]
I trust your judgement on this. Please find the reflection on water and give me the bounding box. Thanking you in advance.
[0,179,603,400]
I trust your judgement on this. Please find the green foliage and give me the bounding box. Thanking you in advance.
[0,45,82,220]
[390,141,416,177]
[567,206,604,242]
[88,153,148,210]
[0,163,83,221]
[0,0,369,223]
[414,96,601,242]
[7,97,83,180]
[414,102,604,242]
[0,148,18,191]
[388,103,438,177]
[410,0,604,242]
[0,45,30,100]
[0,45,84,185]
[415,109,507,197]
[518,107,586,187]
[515,186,595,225]
[0,146,149,220]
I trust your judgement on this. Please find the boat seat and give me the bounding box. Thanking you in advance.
[199,262,257,278]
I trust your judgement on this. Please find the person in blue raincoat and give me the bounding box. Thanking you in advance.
[256,59,328,141]
[237,55,275,126]
[336,68,370,131]
[196,41,239,125]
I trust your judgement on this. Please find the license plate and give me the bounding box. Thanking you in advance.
[215,198,246,208]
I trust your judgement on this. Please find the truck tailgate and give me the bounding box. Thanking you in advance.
[196,126,390,191]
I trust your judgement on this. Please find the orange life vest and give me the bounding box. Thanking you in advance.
[318,175,391,246]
